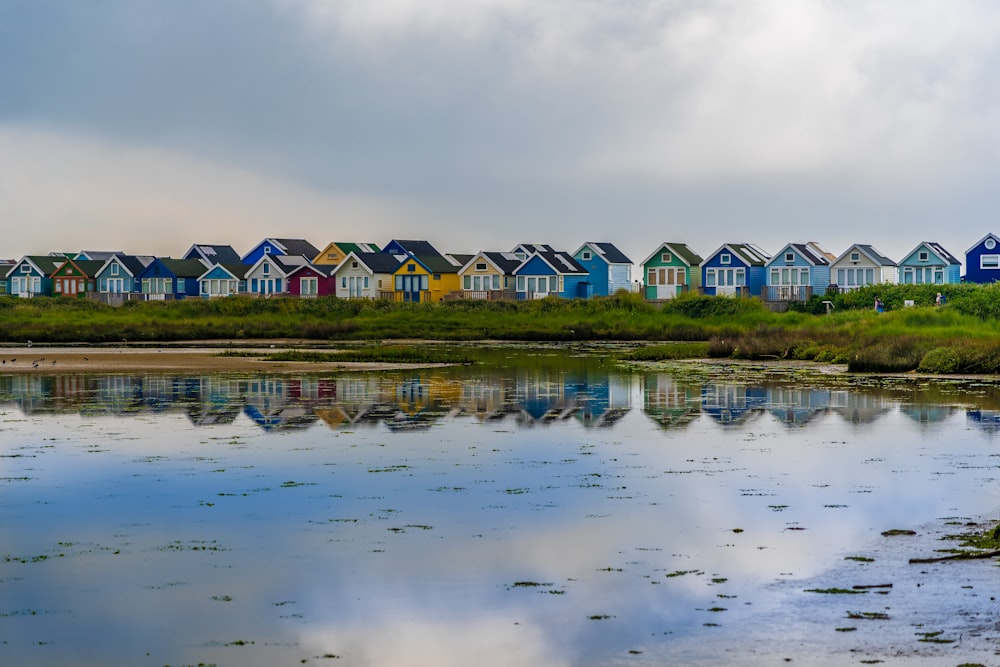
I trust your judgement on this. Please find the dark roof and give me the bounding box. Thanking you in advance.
[592,243,632,264]
[644,243,703,267]
[73,259,106,277]
[187,244,241,264]
[729,243,771,265]
[391,240,443,257]
[270,238,321,258]
[480,252,523,274]
[350,251,405,273]
[533,250,588,274]
[336,242,381,254]
[448,253,475,267]
[213,263,250,279]
[925,241,960,265]
[21,255,66,275]
[788,243,830,266]
[413,253,461,274]
[160,258,214,278]
[109,254,149,277]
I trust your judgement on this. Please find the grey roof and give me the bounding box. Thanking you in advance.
[728,243,771,265]
[833,244,896,267]
[77,250,125,261]
[185,244,241,264]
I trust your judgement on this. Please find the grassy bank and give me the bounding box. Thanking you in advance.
[3,288,1000,374]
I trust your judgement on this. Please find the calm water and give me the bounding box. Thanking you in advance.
[3,350,1000,666]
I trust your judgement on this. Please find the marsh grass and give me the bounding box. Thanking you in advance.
[6,287,1000,374]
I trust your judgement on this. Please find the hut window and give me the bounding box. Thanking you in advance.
[982,255,1000,269]
[661,252,672,263]
[582,251,591,260]
[918,251,929,262]
[720,254,730,265]
[850,252,860,262]
[475,262,487,271]
[784,252,794,263]
[986,238,997,250]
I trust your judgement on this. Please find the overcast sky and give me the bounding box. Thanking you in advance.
[3,0,999,265]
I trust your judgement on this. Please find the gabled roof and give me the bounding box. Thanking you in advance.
[385,240,443,257]
[966,233,1000,255]
[10,255,70,277]
[573,242,632,265]
[460,251,523,275]
[185,244,241,264]
[515,250,588,275]
[901,241,960,265]
[288,262,336,278]
[336,251,405,275]
[198,263,249,281]
[52,258,104,278]
[768,243,831,267]
[412,253,461,274]
[269,238,321,258]
[512,243,556,256]
[705,243,771,266]
[641,243,704,268]
[337,242,381,254]
[447,253,475,267]
[832,244,896,267]
[99,254,148,277]
[158,258,214,278]
[76,250,125,261]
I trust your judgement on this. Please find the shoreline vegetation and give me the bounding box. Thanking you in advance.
[2,282,1000,374]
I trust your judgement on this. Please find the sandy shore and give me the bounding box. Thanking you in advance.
[0,345,437,373]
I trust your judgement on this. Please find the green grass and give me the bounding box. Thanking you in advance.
[5,286,1000,374]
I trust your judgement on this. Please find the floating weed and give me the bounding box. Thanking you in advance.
[158,540,228,553]
[504,488,529,494]
[881,529,916,537]
[665,570,703,578]
[845,556,875,562]
[916,630,955,644]
[280,481,316,488]
[211,595,233,602]
[706,607,727,612]
[598,567,623,572]
[846,611,889,620]
[588,614,614,620]
[710,577,728,584]
[368,465,413,473]
[768,505,788,511]
[508,581,554,589]
[224,639,255,646]
[804,588,866,595]
[835,627,857,632]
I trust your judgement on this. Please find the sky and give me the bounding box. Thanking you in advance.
[3,0,1000,266]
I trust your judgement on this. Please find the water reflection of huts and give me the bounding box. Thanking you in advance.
[0,369,635,432]
[3,370,993,433]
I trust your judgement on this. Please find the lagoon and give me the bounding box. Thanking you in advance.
[2,349,1000,665]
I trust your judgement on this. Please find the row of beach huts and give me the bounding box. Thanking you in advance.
[2,235,998,306]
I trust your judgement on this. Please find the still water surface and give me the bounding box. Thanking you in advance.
[3,350,1000,665]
